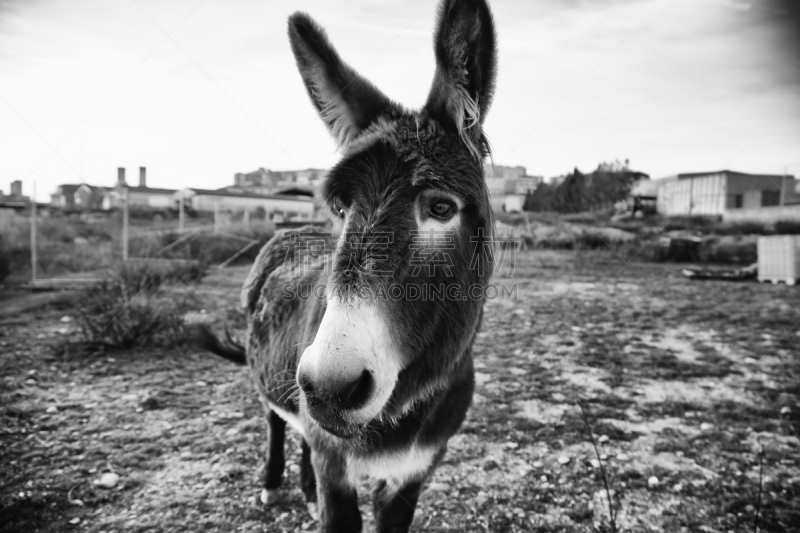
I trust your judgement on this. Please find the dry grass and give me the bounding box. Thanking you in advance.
[1,253,799,532]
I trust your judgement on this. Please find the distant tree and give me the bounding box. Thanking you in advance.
[524,159,649,213]
[556,168,587,213]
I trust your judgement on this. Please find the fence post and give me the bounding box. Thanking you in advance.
[214,201,219,235]
[122,188,129,262]
[179,194,185,233]
[30,182,37,283]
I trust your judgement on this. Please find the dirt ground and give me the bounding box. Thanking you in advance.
[2,250,799,532]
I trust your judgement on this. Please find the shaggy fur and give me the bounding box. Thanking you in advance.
[202,1,498,531]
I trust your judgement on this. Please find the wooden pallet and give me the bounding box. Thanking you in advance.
[759,278,797,286]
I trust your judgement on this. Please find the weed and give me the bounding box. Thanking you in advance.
[67,262,202,352]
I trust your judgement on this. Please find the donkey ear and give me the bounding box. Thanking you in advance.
[288,13,393,148]
[424,0,497,157]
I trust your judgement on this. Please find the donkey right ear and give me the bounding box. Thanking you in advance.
[425,0,497,159]
[288,13,393,149]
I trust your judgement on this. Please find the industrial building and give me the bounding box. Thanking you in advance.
[654,170,798,217]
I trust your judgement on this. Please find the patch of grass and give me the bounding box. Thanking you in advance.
[66,263,203,352]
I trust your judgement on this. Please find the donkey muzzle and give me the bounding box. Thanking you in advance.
[296,299,403,435]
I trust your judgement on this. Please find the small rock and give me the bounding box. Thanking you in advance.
[482,458,499,471]
[780,406,791,415]
[700,422,713,431]
[590,459,601,469]
[69,517,80,525]
[46,406,57,413]
[96,472,119,488]
[673,483,683,492]
[289,464,300,474]
[616,453,629,462]
[140,397,161,410]
[744,357,757,364]
[226,428,239,437]
[121,393,137,401]
[598,435,609,444]
[135,407,143,413]
[558,456,570,465]
[426,482,450,492]
[647,476,659,488]
[474,372,491,386]
[196,381,208,387]
[229,411,245,419]
[61,316,72,323]
[505,441,519,449]
[532,460,544,468]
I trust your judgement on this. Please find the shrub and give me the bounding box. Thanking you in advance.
[697,237,757,265]
[0,237,11,284]
[774,220,800,235]
[70,263,201,351]
[130,224,275,266]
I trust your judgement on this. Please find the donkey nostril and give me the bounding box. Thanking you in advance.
[338,369,373,410]
[298,372,315,397]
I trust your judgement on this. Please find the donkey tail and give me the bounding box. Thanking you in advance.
[195,325,247,366]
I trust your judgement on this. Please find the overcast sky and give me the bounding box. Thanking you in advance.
[1,0,799,201]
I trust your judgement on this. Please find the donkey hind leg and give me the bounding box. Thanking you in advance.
[301,439,319,519]
[372,478,425,533]
[261,410,286,505]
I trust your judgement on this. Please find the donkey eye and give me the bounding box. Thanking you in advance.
[332,203,346,219]
[429,201,454,220]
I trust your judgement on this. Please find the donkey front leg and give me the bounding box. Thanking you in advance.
[372,478,425,533]
[261,411,286,505]
[301,439,319,519]
[311,449,362,533]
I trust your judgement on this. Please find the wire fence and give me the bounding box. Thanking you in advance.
[13,189,282,290]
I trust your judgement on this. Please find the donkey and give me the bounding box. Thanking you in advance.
[201,0,497,531]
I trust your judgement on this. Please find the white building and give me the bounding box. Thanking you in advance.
[484,163,542,213]
[175,188,315,220]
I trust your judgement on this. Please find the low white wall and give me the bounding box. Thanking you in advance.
[723,204,800,223]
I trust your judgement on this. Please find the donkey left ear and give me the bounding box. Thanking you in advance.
[288,13,394,148]
[425,0,497,158]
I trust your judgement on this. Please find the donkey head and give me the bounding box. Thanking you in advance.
[291,0,497,438]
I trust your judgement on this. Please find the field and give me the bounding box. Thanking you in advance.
[1,250,799,532]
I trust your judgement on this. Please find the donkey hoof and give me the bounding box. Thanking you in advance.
[260,488,280,505]
[306,502,319,520]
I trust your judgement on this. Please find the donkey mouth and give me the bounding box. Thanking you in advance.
[305,400,363,439]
